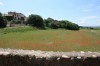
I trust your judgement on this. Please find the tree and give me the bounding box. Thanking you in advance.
[66,22,80,30]
[43,19,50,27]
[50,20,59,29]
[46,18,54,22]
[27,14,44,29]
[0,13,7,28]
[59,20,80,30]
[44,17,54,27]
[59,21,67,28]
[4,16,14,21]
[43,18,80,30]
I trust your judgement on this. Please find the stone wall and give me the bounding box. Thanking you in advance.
[0,48,100,66]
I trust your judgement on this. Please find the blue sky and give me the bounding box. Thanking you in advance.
[0,0,100,26]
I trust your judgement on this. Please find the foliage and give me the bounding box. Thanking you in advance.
[59,21,66,28]
[50,20,59,29]
[44,18,54,28]
[44,19,50,27]
[44,18,80,30]
[0,11,80,30]
[4,16,14,21]
[80,26,100,30]
[10,20,22,24]
[0,26,37,34]
[27,14,45,29]
[65,22,80,30]
[0,13,7,28]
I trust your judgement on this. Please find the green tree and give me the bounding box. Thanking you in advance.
[4,16,14,21]
[0,13,7,28]
[27,14,44,29]
[59,20,80,30]
[50,20,59,29]
[59,21,67,28]
[44,17,54,27]
[46,17,54,22]
[66,22,80,30]
[43,19,50,27]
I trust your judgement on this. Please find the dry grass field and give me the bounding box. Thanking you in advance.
[0,27,100,51]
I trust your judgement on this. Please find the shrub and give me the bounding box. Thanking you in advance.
[0,13,7,28]
[27,14,45,29]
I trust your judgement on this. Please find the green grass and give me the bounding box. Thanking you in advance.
[0,26,37,34]
[0,27,100,52]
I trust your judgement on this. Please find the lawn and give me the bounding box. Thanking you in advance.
[0,27,100,52]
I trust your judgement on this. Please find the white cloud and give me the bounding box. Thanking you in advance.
[97,20,100,22]
[28,13,31,15]
[82,9,91,12]
[88,4,94,8]
[83,5,100,12]
[96,6,100,9]
[82,4,94,12]
[79,16,99,26]
[84,16,97,19]
[0,2,3,5]
[27,10,33,15]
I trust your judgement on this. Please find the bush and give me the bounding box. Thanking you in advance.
[0,13,7,28]
[0,26,37,34]
[10,20,22,24]
[44,18,80,30]
[66,22,80,30]
[4,16,14,21]
[50,21,59,29]
[27,14,45,29]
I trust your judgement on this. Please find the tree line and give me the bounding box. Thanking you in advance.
[0,12,80,30]
[43,18,79,30]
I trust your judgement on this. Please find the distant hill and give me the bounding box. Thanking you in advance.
[80,26,100,30]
